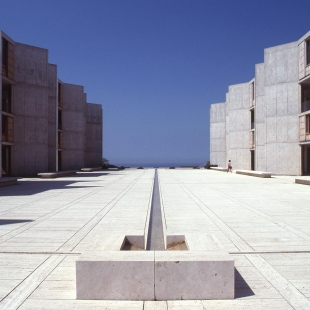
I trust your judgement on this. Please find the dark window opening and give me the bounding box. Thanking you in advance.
[250,150,255,171]
[2,145,12,176]
[302,146,310,175]
[58,83,63,108]
[58,131,63,149]
[250,110,255,129]
[58,150,62,171]
[306,115,310,134]
[2,84,12,113]
[307,39,310,65]
[58,109,62,130]
[2,38,13,79]
[2,115,13,142]
[2,38,8,76]
[301,84,310,113]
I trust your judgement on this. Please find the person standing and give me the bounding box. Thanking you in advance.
[227,160,232,173]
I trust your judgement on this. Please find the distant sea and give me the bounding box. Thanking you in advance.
[115,162,206,168]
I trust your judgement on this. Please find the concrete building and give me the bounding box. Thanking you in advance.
[210,30,310,175]
[1,30,102,177]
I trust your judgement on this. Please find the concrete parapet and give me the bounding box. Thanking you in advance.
[76,252,154,300]
[236,170,272,178]
[38,170,77,178]
[76,250,234,301]
[155,251,234,300]
[0,177,18,187]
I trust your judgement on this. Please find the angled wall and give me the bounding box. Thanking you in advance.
[84,103,103,167]
[226,83,251,170]
[48,64,57,172]
[12,43,50,176]
[61,83,86,170]
[260,42,300,175]
[210,103,226,167]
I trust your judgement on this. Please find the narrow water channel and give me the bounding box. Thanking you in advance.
[146,169,165,250]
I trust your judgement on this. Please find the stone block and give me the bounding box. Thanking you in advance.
[154,251,234,300]
[76,252,154,300]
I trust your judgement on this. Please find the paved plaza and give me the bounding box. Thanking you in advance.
[0,169,310,309]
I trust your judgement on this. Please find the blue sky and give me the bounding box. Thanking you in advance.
[1,1,310,166]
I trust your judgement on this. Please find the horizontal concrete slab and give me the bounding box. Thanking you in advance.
[236,170,272,178]
[37,171,77,178]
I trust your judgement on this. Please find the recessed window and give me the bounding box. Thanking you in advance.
[2,115,13,142]
[307,39,310,65]
[250,109,255,129]
[2,84,12,113]
[306,115,310,134]
[2,38,8,75]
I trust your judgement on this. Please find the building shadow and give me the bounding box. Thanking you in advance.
[0,219,34,225]
[235,268,255,298]
[0,180,100,196]
[76,172,110,178]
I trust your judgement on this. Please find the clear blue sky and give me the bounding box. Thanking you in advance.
[1,1,309,166]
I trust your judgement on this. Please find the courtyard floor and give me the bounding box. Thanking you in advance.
[0,169,310,309]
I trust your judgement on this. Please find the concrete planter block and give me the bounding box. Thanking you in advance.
[76,252,154,300]
[154,251,234,300]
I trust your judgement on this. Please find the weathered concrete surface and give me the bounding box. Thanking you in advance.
[1,169,310,309]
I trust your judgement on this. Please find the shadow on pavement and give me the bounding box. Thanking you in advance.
[0,219,34,225]
[235,268,255,298]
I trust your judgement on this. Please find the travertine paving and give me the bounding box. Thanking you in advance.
[0,169,310,309]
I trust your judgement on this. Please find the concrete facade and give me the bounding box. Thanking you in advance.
[210,31,310,175]
[1,30,103,177]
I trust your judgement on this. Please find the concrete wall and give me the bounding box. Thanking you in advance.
[12,43,49,176]
[84,103,103,167]
[262,42,300,175]
[210,103,226,167]
[226,83,251,170]
[61,83,86,170]
[48,64,57,172]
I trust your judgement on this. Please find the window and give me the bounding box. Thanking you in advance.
[2,115,13,142]
[307,39,310,65]
[306,115,310,134]
[58,83,63,107]
[2,84,12,113]
[251,81,255,105]
[2,38,8,75]
[58,131,63,149]
[250,109,255,129]
[301,84,310,113]
[58,109,62,130]
[1,38,14,79]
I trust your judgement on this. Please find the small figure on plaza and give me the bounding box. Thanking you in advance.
[227,160,232,173]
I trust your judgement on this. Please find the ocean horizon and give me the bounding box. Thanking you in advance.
[113,162,208,168]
